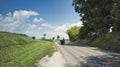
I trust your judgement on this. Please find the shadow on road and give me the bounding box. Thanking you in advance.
[66,55,120,67]
[80,56,119,67]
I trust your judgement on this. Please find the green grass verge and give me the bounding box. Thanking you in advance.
[0,32,55,67]
[0,32,33,48]
[0,40,55,67]
[76,32,120,53]
[0,37,33,48]
[92,32,120,52]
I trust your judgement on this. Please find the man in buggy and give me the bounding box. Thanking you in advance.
[60,38,65,45]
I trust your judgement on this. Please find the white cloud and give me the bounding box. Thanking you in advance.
[38,27,42,31]
[69,21,83,27]
[30,24,37,29]
[7,12,12,17]
[41,23,56,29]
[55,24,67,31]
[13,10,39,19]
[0,12,20,31]
[24,24,43,38]
[33,17,44,23]
[55,21,83,32]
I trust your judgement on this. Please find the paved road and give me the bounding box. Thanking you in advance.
[55,42,120,67]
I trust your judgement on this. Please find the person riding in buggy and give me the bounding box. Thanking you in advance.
[60,38,65,45]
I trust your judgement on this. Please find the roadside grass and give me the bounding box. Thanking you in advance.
[0,32,33,48]
[0,37,33,48]
[89,32,120,52]
[75,32,120,53]
[0,40,55,67]
[0,32,55,67]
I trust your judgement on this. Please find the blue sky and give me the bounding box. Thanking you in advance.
[0,0,82,39]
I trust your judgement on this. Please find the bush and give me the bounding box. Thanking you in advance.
[32,36,36,40]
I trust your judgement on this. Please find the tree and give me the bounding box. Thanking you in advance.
[52,37,55,40]
[42,33,47,40]
[72,0,114,39]
[57,35,60,39]
[32,36,35,40]
[43,33,46,37]
[67,26,80,41]
[111,0,120,31]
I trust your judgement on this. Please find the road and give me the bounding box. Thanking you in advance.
[55,42,120,67]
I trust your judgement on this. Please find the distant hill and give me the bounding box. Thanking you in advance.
[0,31,28,38]
[0,31,33,48]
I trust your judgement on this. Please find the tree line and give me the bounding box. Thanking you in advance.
[67,0,120,41]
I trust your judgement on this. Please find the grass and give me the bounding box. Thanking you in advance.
[77,32,120,53]
[0,37,33,48]
[90,32,120,52]
[0,32,33,48]
[0,32,55,67]
[65,39,70,42]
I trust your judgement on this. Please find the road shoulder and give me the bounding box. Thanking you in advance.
[37,51,66,67]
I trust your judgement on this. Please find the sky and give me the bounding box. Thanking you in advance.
[0,0,82,39]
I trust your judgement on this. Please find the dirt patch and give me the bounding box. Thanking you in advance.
[37,51,66,67]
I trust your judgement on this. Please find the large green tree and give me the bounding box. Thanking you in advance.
[72,0,114,39]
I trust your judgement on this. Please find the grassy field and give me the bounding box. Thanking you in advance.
[0,32,55,67]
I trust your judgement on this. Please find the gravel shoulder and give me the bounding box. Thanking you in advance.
[37,51,66,67]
